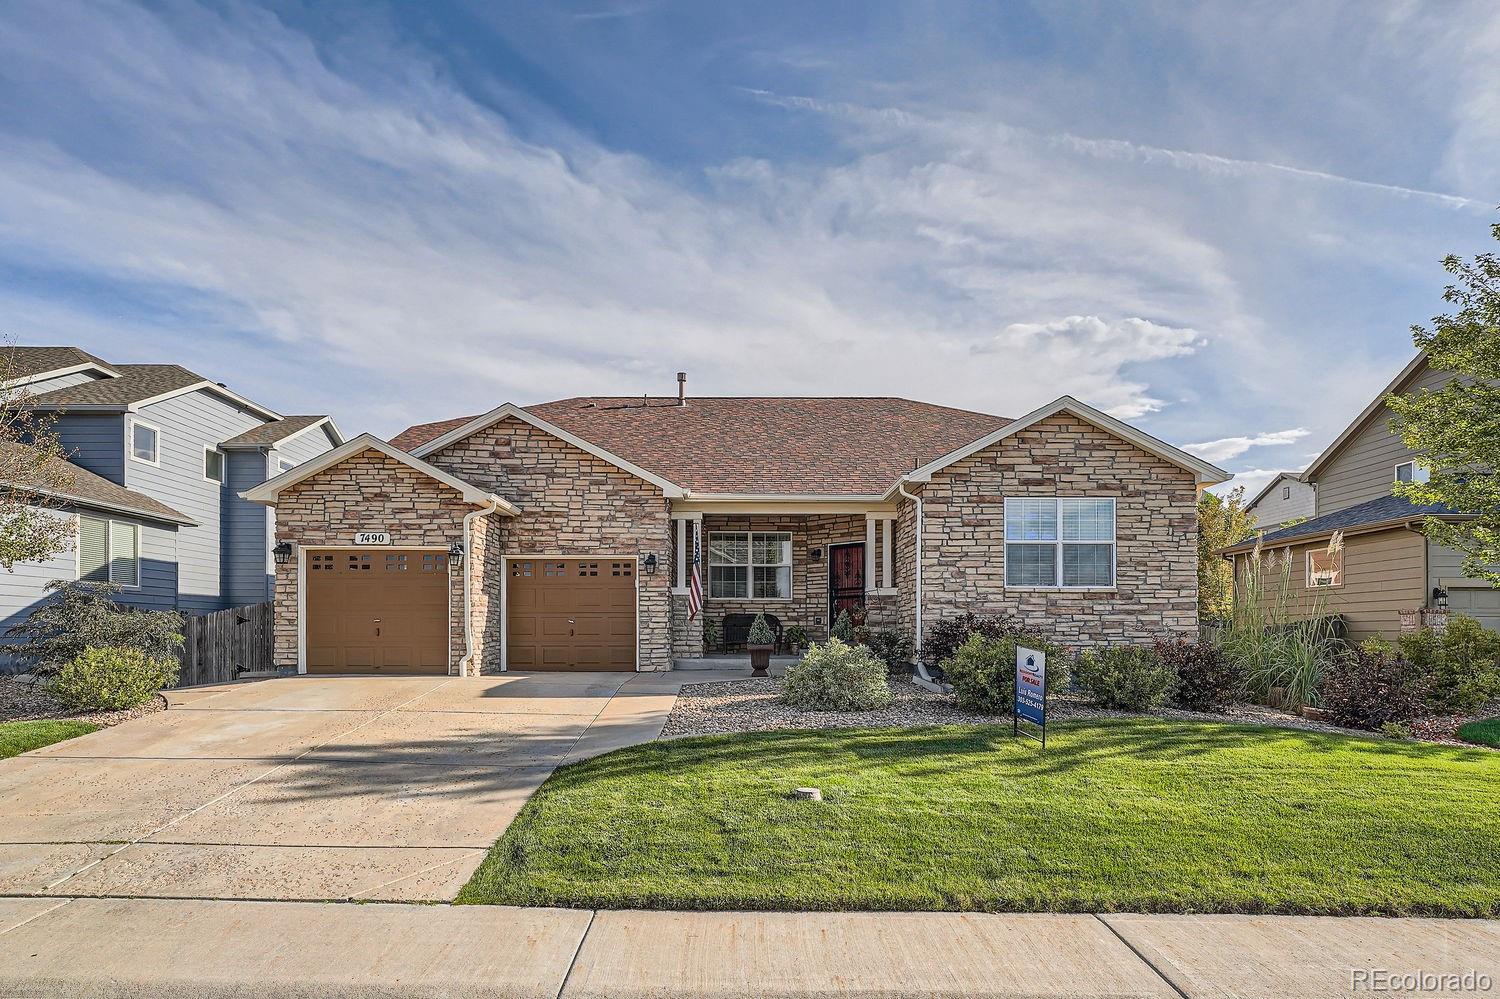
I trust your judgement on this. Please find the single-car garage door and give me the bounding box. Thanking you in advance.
[507,558,636,671]
[306,550,449,674]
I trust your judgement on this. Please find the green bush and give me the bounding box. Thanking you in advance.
[830,609,855,643]
[861,627,914,675]
[46,645,178,711]
[780,638,892,711]
[943,634,1017,714]
[785,625,809,648]
[747,613,775,647]
[5,581,183,677]
[1406,616,1500,713]
[1074,644,1174,711]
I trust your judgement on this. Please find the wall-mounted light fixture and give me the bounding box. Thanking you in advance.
[448,540,466,567]
[810,547,824,561]
[1432,586,1449,611]
[642,553,658,575]
[272,541,295,566]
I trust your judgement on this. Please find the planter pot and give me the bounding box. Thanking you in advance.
[1299,706,1332,722]
[748,644,772,677]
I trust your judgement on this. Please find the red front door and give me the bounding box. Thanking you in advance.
[829,542,865,628]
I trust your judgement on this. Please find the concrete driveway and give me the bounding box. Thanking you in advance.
[0,671,683,902]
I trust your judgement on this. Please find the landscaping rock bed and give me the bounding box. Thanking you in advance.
[662,677,1389,740]
[0,675,166,728]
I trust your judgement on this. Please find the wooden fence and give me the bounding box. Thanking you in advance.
[178,600,274,687]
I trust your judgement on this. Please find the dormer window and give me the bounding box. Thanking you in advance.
[129,419,159,464]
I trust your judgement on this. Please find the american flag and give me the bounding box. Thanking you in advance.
[687,521,703,620]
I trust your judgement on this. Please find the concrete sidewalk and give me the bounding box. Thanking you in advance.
[2,897,1496,998]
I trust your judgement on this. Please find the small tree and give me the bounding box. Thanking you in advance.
[746,613,775,647]
[1197,487,1255,621]
[1387,219,1500,584]
[5,580,184,676]
[0,347,78,569]
[830,608,855,643]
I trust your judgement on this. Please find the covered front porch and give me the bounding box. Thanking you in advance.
[664,500,904,662]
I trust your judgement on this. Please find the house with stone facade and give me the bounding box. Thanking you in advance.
[242,382,1229,675]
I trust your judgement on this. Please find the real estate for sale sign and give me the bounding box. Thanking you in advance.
[1014,645,1047,747]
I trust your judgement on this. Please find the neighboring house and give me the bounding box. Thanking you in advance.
[1221,352,1499,639]
[243,380,1228,676]
[1244,472,1315,531]
[0,346,342,650]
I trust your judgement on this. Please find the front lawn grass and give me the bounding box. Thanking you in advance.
[0,719,99,759]
[1458,718,1500,748]
[458,719,1500,916]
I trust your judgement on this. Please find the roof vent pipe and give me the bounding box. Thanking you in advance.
[677,371,687,406]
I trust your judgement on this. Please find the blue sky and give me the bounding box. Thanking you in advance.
[1,1,1496,496]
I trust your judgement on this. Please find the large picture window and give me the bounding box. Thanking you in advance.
[708,531,792,599]
[1004,498,1115,588]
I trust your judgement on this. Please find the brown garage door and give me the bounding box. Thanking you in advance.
[507,558,636,671]
[306,550,449,674]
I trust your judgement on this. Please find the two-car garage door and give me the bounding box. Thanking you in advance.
[305,551,636,674]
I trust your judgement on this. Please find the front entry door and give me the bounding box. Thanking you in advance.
[828,542,865,628]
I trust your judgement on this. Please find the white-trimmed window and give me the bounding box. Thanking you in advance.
[1307,548,1344,588]
[1004,498,1116,588]
[1394,461,1430,484]
[129,419,159,464]
[203,447,226,484]
[78,515,141,587]
[708,531,791,599]
[278,459,295,473]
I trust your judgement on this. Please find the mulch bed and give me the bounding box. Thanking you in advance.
[660,677,1380,741]
[0,675,167,728]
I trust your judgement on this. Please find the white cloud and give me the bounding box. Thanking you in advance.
[1184,429,1311,463]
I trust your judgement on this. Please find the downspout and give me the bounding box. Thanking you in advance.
[457,499,500,677]
[898,481,944,690]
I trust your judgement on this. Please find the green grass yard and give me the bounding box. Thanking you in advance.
[0,719,98,759]
[459,719,1500,916]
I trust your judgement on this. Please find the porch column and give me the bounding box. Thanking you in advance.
[865,517,877,592]
[881,517,893,589]
[674,517,687,591]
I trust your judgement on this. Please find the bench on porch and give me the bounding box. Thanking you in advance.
[721,613,784,653]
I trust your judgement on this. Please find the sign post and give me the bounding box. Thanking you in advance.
[1014,645,1047,747]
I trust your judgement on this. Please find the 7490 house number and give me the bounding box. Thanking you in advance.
[354,532,392,546]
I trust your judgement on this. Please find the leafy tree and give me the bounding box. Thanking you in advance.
[1387,219,1500,585]
[1197,487,1256,621]
[5,580,184,676]
[0,347,78,569]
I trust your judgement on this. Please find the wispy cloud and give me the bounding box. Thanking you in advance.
[1185,429,1311,463]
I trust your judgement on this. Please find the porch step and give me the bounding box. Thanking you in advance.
[673,656,801,672]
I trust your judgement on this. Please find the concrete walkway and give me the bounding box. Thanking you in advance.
[0,671,696,903]
[2,897,1496,998]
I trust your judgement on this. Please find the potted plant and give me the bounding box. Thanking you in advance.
[703,618,723,655]
[747,613,775,677]
[785,624,809,656]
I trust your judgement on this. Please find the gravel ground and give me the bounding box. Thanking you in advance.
[0,675,167,728]
[660,677,1417,741]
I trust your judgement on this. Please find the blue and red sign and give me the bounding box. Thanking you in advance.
[1015,646,1047,739]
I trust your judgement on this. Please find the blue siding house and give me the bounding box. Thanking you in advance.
[1,346,341,659]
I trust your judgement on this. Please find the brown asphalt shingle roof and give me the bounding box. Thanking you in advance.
[220,416,333,448]
[2,346,116,381]
[25,364,207,408]
[395,397,1012,495]
[3,443,195,526]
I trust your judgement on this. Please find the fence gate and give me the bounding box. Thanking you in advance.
[178,601,274,687]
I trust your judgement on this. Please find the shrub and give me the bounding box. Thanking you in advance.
[943,634,1018,714]
[746,613,775,647]
[779,638,892,711]
[921,612,1019,669]
[830,609,855,643]
[1158,638,1244,713]
[862,628,914,675]
[5,581,184,677]
[785,625,809,648]
[1318,645,1429,731]
[1409,616,1500,713]
[702,618,723,650]
[1074,645,1175,711]
[46,645,178,711]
